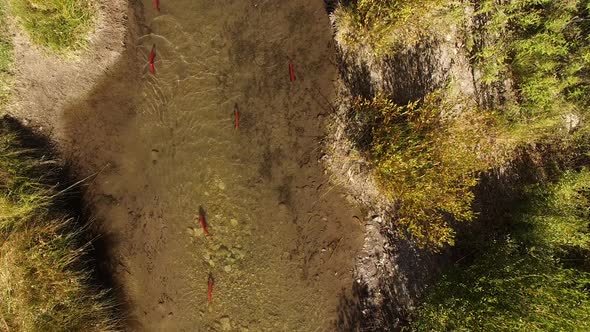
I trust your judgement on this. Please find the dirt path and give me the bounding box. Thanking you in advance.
[9,0,366,330]
[6,0,130,131]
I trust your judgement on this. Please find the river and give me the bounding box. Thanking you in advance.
[60,0,364,330]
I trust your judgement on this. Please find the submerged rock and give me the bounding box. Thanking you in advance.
[220,316,232,331]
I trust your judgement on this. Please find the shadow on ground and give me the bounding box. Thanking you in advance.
[334,235,448,332]
[0,115,128,325]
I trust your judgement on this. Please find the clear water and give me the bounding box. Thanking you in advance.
[65,1,364,331]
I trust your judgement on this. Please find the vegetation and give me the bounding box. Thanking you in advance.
[0,119,118,331]
[409,168,590,331]
[474,0,590,140]
[335,0,590,247]
[354,92,494,248]
[0,4,13,107]
[0,2,117,330]
[331,0,590,329]
[7,0,95,51]
[334,0,455,57]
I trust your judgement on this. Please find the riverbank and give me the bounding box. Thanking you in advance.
[325,0,590,329]
[0,116,120,331]
[0,1,129,330]
[5,0,130,135]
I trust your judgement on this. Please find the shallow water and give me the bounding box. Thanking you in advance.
[62,0,364,330]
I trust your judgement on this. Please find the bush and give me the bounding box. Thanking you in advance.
[410,169,590,331]
[475,0,590,131]
[355,92,494,248]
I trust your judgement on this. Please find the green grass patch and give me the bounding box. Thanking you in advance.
[409,168,590,331]
[8,0,95,51]
[475,0,590,132]
[0,118,119,331]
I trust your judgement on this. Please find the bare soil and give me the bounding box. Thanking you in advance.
[6,0,131,133]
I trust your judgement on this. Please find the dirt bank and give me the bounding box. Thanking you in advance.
[6,0,131,133]
[7,0,368,330]
[323,4,477,329]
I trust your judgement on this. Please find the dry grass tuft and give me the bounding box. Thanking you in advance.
[0,119,119,331]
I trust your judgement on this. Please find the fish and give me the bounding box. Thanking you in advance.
[234,103,240,129]
[155,0,160,11]
[207,273,214,304]
[199,206,210,236]
[149,44,156,74]
[289,62,296,82]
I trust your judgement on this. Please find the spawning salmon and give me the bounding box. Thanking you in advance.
[199,206,210,236]
[149,45,156,74]
[289,62,296,82]
[208,273,214,303]
[234,103,240,129]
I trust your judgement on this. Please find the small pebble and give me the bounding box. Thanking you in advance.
[220,316,232,331]
[217,180,226,190]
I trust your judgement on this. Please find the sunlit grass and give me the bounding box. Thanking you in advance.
[0,119,119,331]
[411,168,590,330]
[8,0,95,51]
[0,5,13,107]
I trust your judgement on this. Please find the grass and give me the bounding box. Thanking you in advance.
[333,0,457,57]
[0,118,119,331]
[7,0,95,51]
[352,91,496,248]
[0,4,13,108]
[409,168,590,331]
[0,1,117,330]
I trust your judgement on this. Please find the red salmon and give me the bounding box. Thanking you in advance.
[199,206,210,236]
[155,0,160,11]
[149,45,156,74]
[234,103,240,129]
[208,273,214,304]
[289,62,296,82]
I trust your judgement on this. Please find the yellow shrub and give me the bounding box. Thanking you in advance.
[356,92,495,248]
